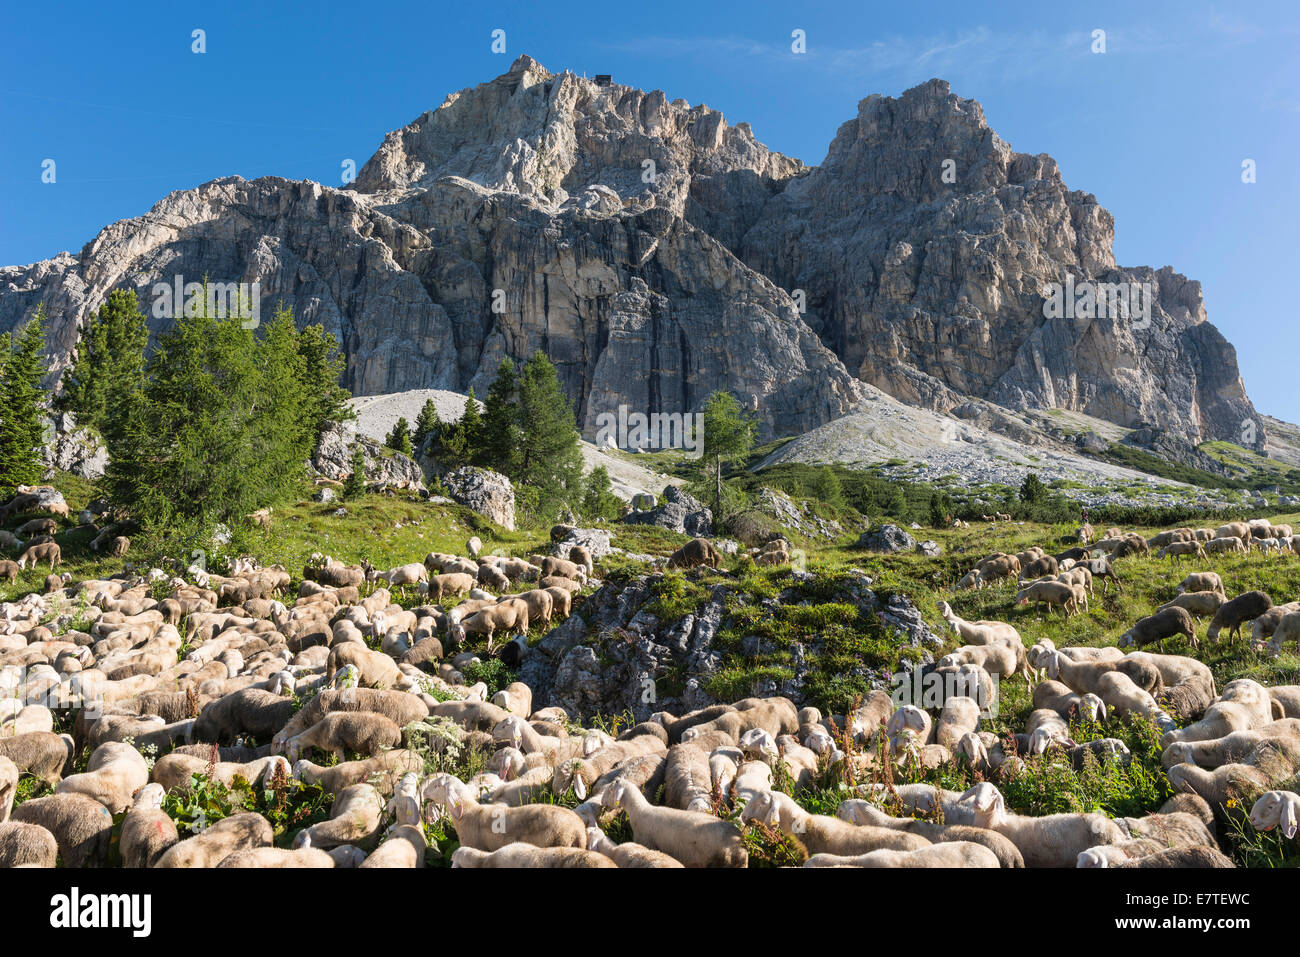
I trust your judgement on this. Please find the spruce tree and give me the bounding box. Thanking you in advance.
[57,288,148,442]
[443,388,482,466]
[386,417,413,457]
[412,399,441,450]
[295,321,352,435]
[343,446,368,497]
[0,308,50,493]
[517,352,583,515]
[477,358,522,473]
[580,465,622,521]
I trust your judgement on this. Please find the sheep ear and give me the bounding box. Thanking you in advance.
[573,775,587,801]
[1285,801,1298,840]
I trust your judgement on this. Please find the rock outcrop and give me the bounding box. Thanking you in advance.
[41,413,107,480]
[439,466,515,531]
[619,485,712,536]
[311,422,425,492]
[0,59,1263,450]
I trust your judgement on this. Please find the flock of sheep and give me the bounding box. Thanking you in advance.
[1,484,1299,867]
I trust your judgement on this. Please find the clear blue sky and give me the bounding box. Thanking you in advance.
[3,1,1298,421]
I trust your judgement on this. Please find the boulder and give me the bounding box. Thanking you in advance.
[620,485,712,536]
[857,524,916,553]
[441,466,516,531]
[41,413,107,480]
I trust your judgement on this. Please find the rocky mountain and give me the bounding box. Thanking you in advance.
[0,56,1264,452]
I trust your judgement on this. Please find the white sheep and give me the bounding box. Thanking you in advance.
[600,777,747,867]
[1249,790,1299,839]
[957,782,1124,868]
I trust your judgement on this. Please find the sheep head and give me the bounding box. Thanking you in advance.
[739,728,778,762]
[959,782,1005,827]
[1250,791,1299,838]
[738,789,780,827]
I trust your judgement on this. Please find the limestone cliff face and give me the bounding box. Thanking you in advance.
[0,60,1261,448]
[734,79,1260,448]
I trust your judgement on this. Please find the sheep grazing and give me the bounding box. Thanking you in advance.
[1014,580,1076,616]
[1249,790,1299,839]
[666,538,722,570]
[601,777,747,867]
[1118,606,1197,652]
[1206,591,1273,642]
[1162,679,1275,746]
[358,824,427,869]
[282,711,402,762]
[55,741,149,814]
[805,842,1001,868]
[292,784,385,850]
[446,782,587,852]
[157,812,274,867]
[957,782,1124,868]
[586,826,684,868]
[0,732,73,787]
[0,820,58,867]
[743,789,929,857]
[452,843,616,868]
[119,783,179,868]
[1156,590,1224,620]
[1157,541,1206,563]
[11,792,115,867]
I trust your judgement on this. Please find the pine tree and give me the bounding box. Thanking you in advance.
[386,417,413,456]
[0,308,50,493]
[343,446,368,498]
[517,352,583,515]
[412,399,441,450]
[809,466,844,509]
[580,465,622,521]
[477,358,523,473]
[102,283,335,529]
[1020,472,1047,504]
[701,390,758,464]
[442,388,482,466]
[295,321,353,435]
[57,289,149,443]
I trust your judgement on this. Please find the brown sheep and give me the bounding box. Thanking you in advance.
[1207,591,1274,642]
[1157,591,1224,620]
[540,556,586,581]
[11,793,114,867]
[1019,555,1058,580]
[18,542,60,570]
[109,536,130,557]
[1119,606,1198,652]
[429,573,476,602]
[1178,572,1224,596]
[539,575,582,593]
[16,518,57,537]
[667,538,722,570]
[0,560,18,583]
[544,586,573,619]
[1157,541,1207,563]
[457,600,529,647]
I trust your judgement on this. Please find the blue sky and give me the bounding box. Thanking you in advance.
[2,0,1298,421]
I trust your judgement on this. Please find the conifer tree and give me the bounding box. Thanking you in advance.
[516,352,583,515]
[57,289,148,443]
[0,308,50,493]
[386,416,413,456]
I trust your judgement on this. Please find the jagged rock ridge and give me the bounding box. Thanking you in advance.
[0,57,1262,448]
